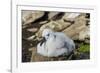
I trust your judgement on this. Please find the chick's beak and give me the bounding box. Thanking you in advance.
[40,37,46,46]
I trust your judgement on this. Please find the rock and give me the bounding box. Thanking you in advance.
[22,11,44,25]
[63,13,81,22]
[62,14,88,40]
[79,26,90,43]
[63,13,80,19]
[27,28,38,33]
[22,29,35,39]
[30,47,70,61]
[48,12,65,20]
[48,12,59,19]
[36,20,71,38]
[39,21,49,24]
[27,35,36,41]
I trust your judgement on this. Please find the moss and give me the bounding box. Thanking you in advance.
[78,44,90,53]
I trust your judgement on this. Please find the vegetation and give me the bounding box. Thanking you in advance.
[78,43,90,53]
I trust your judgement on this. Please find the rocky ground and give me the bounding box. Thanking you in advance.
[22,10,90,62]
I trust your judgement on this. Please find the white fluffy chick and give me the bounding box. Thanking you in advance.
[37,29,75,57]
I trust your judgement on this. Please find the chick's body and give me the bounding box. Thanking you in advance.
[37,29,75,57]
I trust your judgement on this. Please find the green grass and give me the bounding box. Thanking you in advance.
[78,44,90,53]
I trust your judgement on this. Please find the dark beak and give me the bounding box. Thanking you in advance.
[40,37,46,46]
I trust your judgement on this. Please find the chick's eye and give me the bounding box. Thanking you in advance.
[47,34,50,36]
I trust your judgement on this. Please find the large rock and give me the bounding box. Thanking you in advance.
[36,20,71,38]
[62,14,89,40]
[22,11,44,25]
[79,26,90,43]
[35,13,90,42]
[63,13,81,22]
[63,13,81,19]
